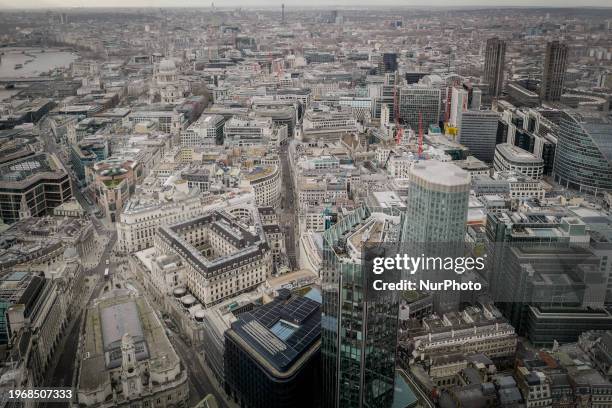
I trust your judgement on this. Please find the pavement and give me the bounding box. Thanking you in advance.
[168,331,235,408]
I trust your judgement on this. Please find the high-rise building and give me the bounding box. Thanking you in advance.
[483,37,506,98]
[401,161,470,244]
[553,111,612,195]
[540,41,568,102]
[397,85,441,131]
[330,10,338,24]
[382,53,398,73]
[321,207,400,408]
[401,161,470,312]
[457,110,500,163]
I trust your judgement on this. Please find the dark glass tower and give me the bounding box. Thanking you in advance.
[321,206,400,408]
[483,37,506,98]
[382,53,398,73]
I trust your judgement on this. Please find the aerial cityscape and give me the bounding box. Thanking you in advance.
[0,4,612,408]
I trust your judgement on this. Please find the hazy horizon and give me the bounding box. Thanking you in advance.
[1,0,612,10]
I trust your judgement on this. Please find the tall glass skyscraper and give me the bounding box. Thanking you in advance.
[321,206,400,408]
[401,161,470,244]
[401,161,471,312]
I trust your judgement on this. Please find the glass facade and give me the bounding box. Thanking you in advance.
[400,181,469,244]
[321,206,400,408]
[553,112,612,195]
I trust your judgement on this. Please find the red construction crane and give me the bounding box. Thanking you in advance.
[418,111,424,158]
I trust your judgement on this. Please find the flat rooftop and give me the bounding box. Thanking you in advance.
[79,289,180,391]
[410,160,470,189]
[0,153,61,183]
[226,292,321,375]
[496,143,543,164]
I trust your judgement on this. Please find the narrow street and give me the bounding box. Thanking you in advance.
[279,141,299,270]
[168,332,230,408]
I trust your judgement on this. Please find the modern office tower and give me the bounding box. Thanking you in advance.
[223,116,275,146]
[485,209,612,344]
[458,110,500,163]
[401,161,471,312]
[540,41,568,102]
[224,290,320,408]
[553,111,612,195]
[252,103,297,138]
[321,206,400,408]
[483,37,506,98]
[397,85,441,130]
[0,153,72,224]
[382,53,398,73]
[492,244,609,344]
[281,3,285,24]
[401,161,470,244]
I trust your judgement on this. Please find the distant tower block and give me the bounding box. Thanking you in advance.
[282,4,285,25]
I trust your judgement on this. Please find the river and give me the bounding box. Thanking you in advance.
[0,47,78,78]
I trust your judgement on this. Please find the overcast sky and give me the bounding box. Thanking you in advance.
[1,0,612,9]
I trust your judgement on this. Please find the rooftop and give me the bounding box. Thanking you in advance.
[226,292,321,375]
[79,289,180,391]
[0,153,62,184]
[410,160,471,189]
[496,143,543,164]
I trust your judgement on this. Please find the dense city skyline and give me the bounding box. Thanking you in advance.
[2,1,612,9]
[1,3,612,408]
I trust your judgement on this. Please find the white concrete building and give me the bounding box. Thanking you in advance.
[180,114,224,147]
[117,192,256,253]
[494,143,544,180]
[241,165,282,208]
[155,210,273,307]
